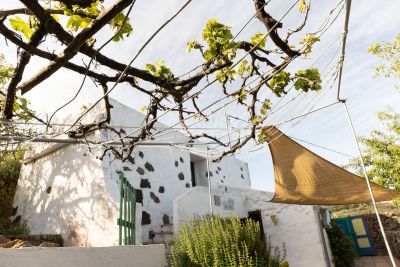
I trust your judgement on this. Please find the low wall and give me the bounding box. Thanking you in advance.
[0,245,166,267]
[363,213,400,255]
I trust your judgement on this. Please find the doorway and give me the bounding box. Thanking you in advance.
[247,210,265,239]
[333,215,376,256]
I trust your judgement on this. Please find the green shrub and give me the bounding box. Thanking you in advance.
[167,215,288,267]
[0,218,29,235]
[0,150,28,235]
[326,223,356,267]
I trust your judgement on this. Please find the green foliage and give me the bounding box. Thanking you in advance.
[368,33,400,80]
[0,220,29,236]
[167,215,288,267]
[346,108,400,191]
[293,68,321,92]
[216,67,236,83]
[0,54,13,87]
[189,19,237,63]
[186,38,202,53]
[0,54,34,121]
[299,0,307,13]
[260,99,272,116]
[59,0,132,42]
[237,59,252,78]
[250,32,266,49]
[258,127,270,144]
[300,33,320,56]
[63,1,99,31]
[0,150,28,235]
[269,71,291,97]
[9,16,35,40]
[326,223,356,267]
[0,150,24,181]
[109,12,133,42]
[346,34,400,198]
[146,60,176,82]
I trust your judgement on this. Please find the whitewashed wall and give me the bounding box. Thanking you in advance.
[13,142,142,246]
[101,100,252,243]
[173,186,330,267]
[13,99,251,245]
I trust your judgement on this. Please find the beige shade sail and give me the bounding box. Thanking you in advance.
[267,126,398,205]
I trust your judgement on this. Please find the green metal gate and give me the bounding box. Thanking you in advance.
[118,173,136,245]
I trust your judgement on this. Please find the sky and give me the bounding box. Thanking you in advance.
[1,0,399,192]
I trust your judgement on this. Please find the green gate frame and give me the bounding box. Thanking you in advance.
[118,173,136,245]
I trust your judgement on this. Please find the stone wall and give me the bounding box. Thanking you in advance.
[0,234,62,248]
[363,213,400,256]
[386,231,400,259]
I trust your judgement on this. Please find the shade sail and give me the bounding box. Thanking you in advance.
[267,126,398,205]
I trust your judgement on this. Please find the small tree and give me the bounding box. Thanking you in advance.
[326,223,356,267]
[346,108,400,191]
[167,215,288,267]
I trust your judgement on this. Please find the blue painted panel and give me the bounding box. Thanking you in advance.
[348,215,376,256]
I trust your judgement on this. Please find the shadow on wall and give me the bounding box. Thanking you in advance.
[13,144,119,247]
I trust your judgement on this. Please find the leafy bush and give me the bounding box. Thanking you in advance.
[0,150,29,235]
[0,218,29,235]
[326,223,356,267]
[167,215,288,267]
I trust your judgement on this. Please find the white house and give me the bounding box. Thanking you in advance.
[12,99,333,266]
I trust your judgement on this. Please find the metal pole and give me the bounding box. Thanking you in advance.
[206,146,213,214]
[336,0,352,101]
[343,101,397,267]
[223,107,232,149]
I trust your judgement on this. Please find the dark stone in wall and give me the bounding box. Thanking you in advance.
[163,214,170,225]
[144,162,155,172]
[136,167,145,175]
[123,166,131,171]
[150,192,160,203]
[142,211,151,225]
[241,174,244,179]
[216,170,219,174]
[175,161,179,167]
[205,171,213,177]
[220,180,224,183]
[11,205,18,216]
[158,186,165,193]
[178,172,185,180]
[179,157,184,163]
[127,156,135,164]
[240,167,243,171]
[148,231,155,240]
[136,189,143,203]
[139,151,144,158]
[46,187,52,194]
[140,179,151,188]
[185,183,190,188]
[223,176,226,179]
[11,215,21,227]
[120,128,126,134]
[217,167,221,171]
